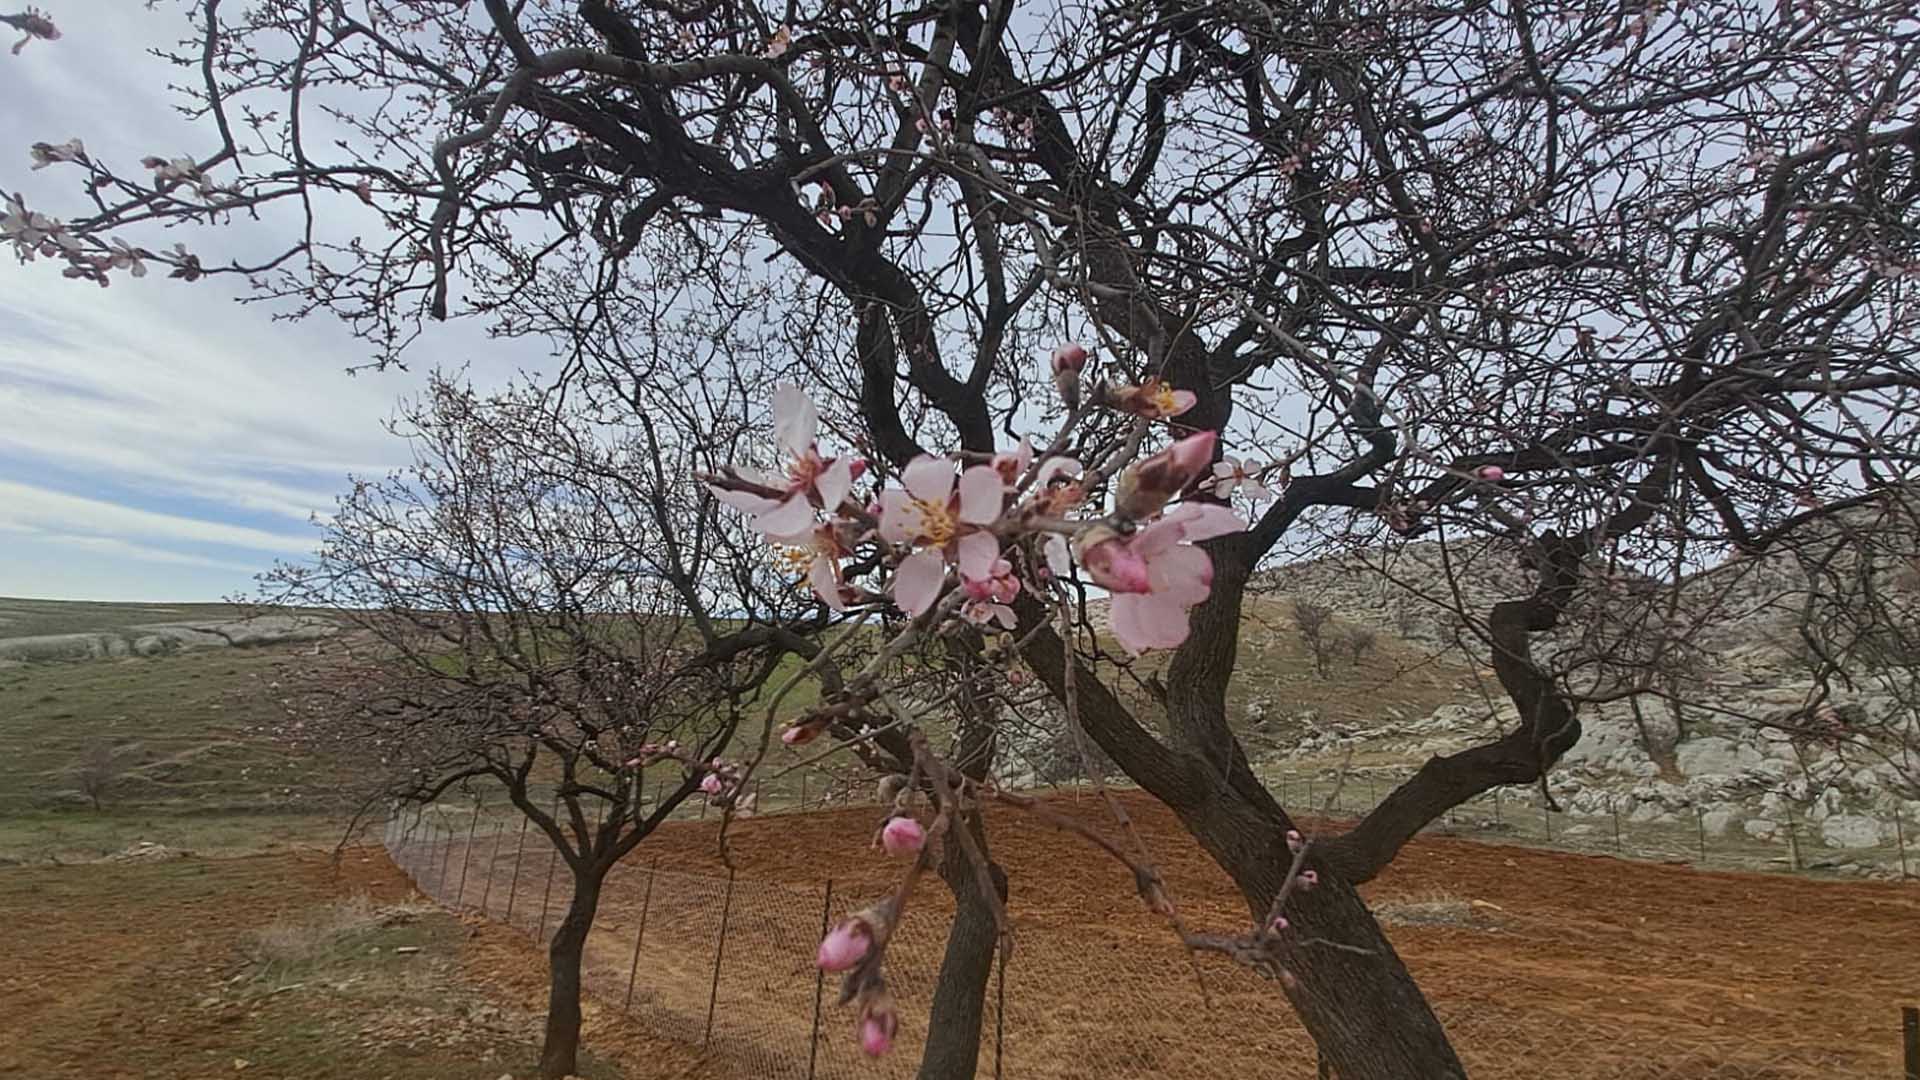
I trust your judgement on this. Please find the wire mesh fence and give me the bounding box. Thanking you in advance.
[380,808,1906,1079]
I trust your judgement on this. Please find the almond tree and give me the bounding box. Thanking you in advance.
[10,2,1920,1075]
[268,377,826,1078]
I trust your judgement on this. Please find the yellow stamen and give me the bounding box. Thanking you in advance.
[912,499,956,545]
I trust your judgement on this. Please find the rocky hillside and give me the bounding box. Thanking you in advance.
[0,598,336,664]
[1253,502,1920,875]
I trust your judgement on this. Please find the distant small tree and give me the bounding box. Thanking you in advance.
[267,378,820,1079]
[1293,602,1336,679]
[74,741,116,811]
[1346,628,1379,667]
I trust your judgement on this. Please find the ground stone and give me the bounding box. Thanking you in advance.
[1820,815,1885,849]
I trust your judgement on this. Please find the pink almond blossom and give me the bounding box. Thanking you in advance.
[709,384,858,538]
[1212,457,1274,501]
[877,456,1006,616]
[960,556,1021,630]
[816,918,872,972]
[1476,465,1504,482]
[880,816,926,856]
[1075,502,1246,654]
[1107,378,1197,420]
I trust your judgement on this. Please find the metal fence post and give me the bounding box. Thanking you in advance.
[479,824,504,915]
[1611,798,1623,853]
[456,799,482,906]
[505,816,529,922]
[800,771,808,812]
[1493,785,1502,825]
[807,878,834,1080]
[994,943,1007,1080]
[1902,1005,1917,1080]
[538,832,558,941]
[624,859,657,1013]
[1896,812,1910,881]
[437,819,454,893]
[703,868,736,1047]
[1543,801,1553,842]
[1785,805,1802,871]
[1696,806,1708,863]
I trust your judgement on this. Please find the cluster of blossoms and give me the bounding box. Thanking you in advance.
[622,742,752,811]
[708,352,1256,661]
[707,346,1336,1056]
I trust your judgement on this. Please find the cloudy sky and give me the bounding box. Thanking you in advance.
[1,8,518,603]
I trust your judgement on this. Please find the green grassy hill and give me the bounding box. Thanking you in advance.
[0,611,364,862]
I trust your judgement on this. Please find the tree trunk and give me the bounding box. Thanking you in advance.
[916,815,1008,1080]
[1176,797,1465,1079]
[540,867,604,1079]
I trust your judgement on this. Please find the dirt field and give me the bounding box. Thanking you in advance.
[0,849,753,1080]
[561,791,1920,1079]
[4,794,1915,1080]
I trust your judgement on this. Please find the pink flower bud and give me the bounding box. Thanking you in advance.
[1476,465,1504,482]
[816,920,871,972]
[1050,342,1088,374]
[1285,829,1304,852]
[699,773,725,795]
[860,1007,897,1056]
[1297,869,1318,890]
[1116,430,1217,519]
[781,724,817,746]
[1269,915,1289,932]
[1076,535,1152,594]
[881,816,926,856]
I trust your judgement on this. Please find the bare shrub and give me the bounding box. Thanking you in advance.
[1293,601,1336,678]
[1374,892,1486,929]
[247,895,382,971]
[74,741,118,811]
[1347,628,1379,666]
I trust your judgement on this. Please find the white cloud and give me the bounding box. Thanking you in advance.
[0,480,317,555]
[0,6,524,600]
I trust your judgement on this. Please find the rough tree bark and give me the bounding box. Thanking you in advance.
[917,820,1009,1080]
[541,866,605,1079]
[917,639,1010,1080]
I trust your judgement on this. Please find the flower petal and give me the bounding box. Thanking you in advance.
[956,530,1000,580]
[1166,390,1198,416]
[772,383,818,458]
[956,465,1006,524]
[756,494,815,537]
[1146,543,1213,605]
[891,548,946,616]
[1129,515,1189,558]
[809,554,845,611]
[876,489,919,544]
[1035,456,1083,486]
[710,486,780,515]
[1043,535,1072,576]
[1110,593,1191,654]
[902,455,954,502]
[814,455,854,511]
[1167,502,1248,542]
